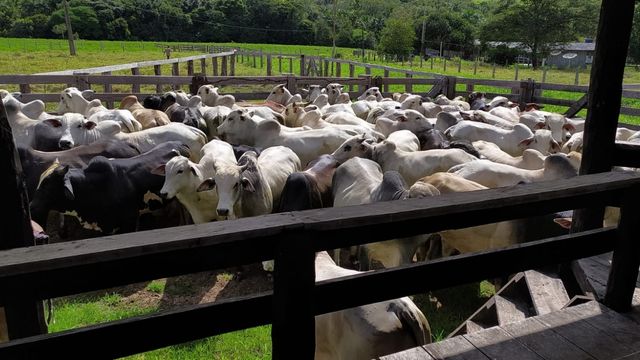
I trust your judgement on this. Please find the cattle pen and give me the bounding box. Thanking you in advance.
[3,1,640,358]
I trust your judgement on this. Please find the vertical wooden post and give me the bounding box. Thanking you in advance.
[300,55,306,76]
[286,75,298,96]
[444,58,447,72]
[221,56,228,76]
[278,56,282,74]
[336,62,341,78]
[383,69,390,93]
[187,60,194,76]
[575,67,580,85]
[267,54,272,76]
[466,83,474,94]
[153,65,162,94]
[519,79,535,111]
[103,71,114,107]
[172,62,180,90]
[473,59,478,75]
[289,57,293,73]
[0,101,47,340]
[515,63,519,80]
[18,83,30,95]
[365,66,371,76]
[212,57,219,76]
[349,63,355,91]
[324,59,329,78]
[445,76,457,100]
[230,53,236,76]
[131,67,140,94]
[542,67,548,83]
[272,232,316,359]
[253,54,257,68]
[405,73,413,93]
[260,50,264,68]
[358,74,372,93]
[457,58,462,73]
[200,58,207,74]
[492,63,496,78]
[604,185,640,312]
[431,57,434,70]
[571,0,636,234]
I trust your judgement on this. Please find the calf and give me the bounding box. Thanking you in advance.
[197,84,236,108]
[473,140,545,170]
[120,95,170,129]
[401,95,442,118]
[374,109,433,137]
[266,84,302,105]
[278,154,340,211]
[30,141,190,234]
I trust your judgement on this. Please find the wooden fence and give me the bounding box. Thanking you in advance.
[3,72,640,122]
[0,167,640,358]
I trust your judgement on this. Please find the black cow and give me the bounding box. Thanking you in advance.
[278,154,340,212]
[19,139,141,199]
[418,129,480,157]
[30,141,190,234]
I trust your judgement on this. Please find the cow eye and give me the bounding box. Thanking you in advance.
[77,124,82,128]
[344,145,352,152]
[177,170,183,174]
[234,183,239,189]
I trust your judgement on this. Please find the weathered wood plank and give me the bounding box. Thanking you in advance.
[573,256,611,300]
[456,78,521,87]
[379,346,434,360]
[614,142,640,168]
[424,335,489,360]
[501,315,595,360]
[494,295,527,326]
[536,302,636,359]
[0,292,272,359]
[532,97,577,107]
[574,301,640,352]
[605,185,640,311]
[463,326,542,360]
[538,83,589,92]
[523,270,570,315]
[565,94,589,118]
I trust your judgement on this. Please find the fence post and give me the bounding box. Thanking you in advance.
[405,73,413,93]
[604,185,640,312]
[190,75,208,96]
[0,101,48,340]
[153,66,162,94]
[365,66,371,76]
[289,57,293,73]
[253,53,257,68]
[358,74,372,94]
[300,55,306,76]
[431,57,434,70]
[383,68,390,93]
[230,53,236,76]
[200,58,207,74]
[519,79,535,111]
[473,59,478,75]
[575,67,580,85]
[101,71,114,107]
[457,58,462,73]
[542,66,548,83]
[212,57,219,76]
[286,75,298,95]
[278,56,282,74]
[187,60,194,76]
[445,76,457,100]
[267,54,272,76]
[131,67,141,94]
[221,56,228,76]
[336,61,341,78]
[260,50,264,68]
[515,63,519,80]
[444,57,447,72]
[172,62,180,90]
[492,63,496,79]
[324,59,329,78]
[74,72,91,92]
[271,232,316,359]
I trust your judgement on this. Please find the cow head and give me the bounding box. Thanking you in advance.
[158,156,199,199]
[331,134,375,163]
[217,108,257,145]
[30,163,75,227]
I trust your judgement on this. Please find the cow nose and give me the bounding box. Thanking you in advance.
[59,140,72,149]
[217,208,229,216]
[159,192,168,199]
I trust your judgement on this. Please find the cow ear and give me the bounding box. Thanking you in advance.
[553,217,573,229]
[205,87,210,94]
[43,118,63,128]
[519,137,535,148]
[397,115,408,122]
[196,178,216,192]
[190,166,197,176]
[258,119,280,132]
[81,89,95,99]
[63,173,75,201]
[151,164,166,176]
[241,177,255,193]
[563,123,576,132]
[83,121,98,130]
[534,122,547,130]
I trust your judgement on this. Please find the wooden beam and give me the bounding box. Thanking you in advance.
[153,65,162,94]
[564,93,589,118]
[130,67,140,93]
[571,0,636,234]
[0,101,46,340]
[613,142,640,168]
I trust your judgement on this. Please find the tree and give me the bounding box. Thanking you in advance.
[377,9,416,58]
[479,0,599,69]
[629,4,640,63]
[49,5,102,39]
[52,24,66,39]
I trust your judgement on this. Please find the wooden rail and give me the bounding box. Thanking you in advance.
[1,171,640,358]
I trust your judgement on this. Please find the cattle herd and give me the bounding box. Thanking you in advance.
[2,82,639,358]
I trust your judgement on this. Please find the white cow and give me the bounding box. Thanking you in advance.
[217,112,353,166]
[266,84,302,105]
[446,121,560,156]
[401,95,442,118]
[1,91,47,120]
[197,84,236,108]
[375,110,433,137]
[56,87,142,133]
[286,106,382,139]
[473,140,545,170]
[314,251,431,360]
[157,140,235,223]
[448,154,577,188]
[55,119,206,161]
[371,140,478,185]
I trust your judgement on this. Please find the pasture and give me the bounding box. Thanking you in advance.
[2,38,638,359]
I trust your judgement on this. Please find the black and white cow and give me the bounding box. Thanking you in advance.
[30,141,190,234]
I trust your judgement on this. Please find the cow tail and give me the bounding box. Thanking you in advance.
[389,300,431,346]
